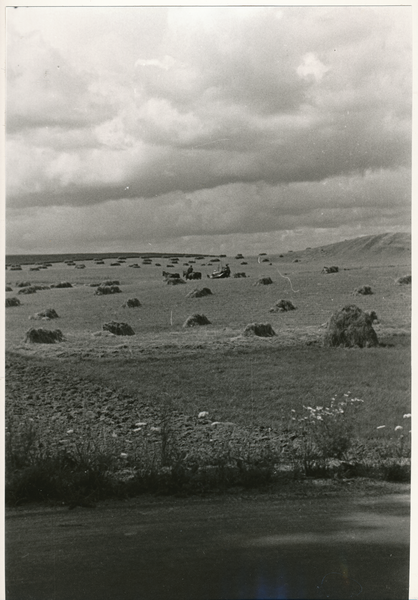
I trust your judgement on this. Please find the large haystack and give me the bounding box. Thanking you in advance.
[16,281,31,288]
[30,308,60,320]
[243,323,276,337]
[255,277,273,286]
[396,275,411,285]
[6,297,20,307]
[183,314,211,327]
[166,278,186,285]
[186,287,213,298]
[102,321,135,336]
[233,272,247,278]
[6,286,13,292]
[269,299,296,312]
[324,304,379,348]
[123,298,142,308]
[24,328,64,344]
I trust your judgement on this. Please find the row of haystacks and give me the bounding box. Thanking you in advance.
[20,304,379,347]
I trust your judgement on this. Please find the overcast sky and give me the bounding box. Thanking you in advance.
[6,5,412,256]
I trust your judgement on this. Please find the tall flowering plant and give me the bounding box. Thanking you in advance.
[289,393,364,473]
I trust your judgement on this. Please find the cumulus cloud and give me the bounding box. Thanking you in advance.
[5,6,411,254]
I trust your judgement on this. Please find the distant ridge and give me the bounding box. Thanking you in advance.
[294,232,411,266]
[313,232,409,254]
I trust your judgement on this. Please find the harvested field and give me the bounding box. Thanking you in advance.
[5,235,411,502]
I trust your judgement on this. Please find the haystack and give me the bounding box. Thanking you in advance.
[51,281,73,288]
[324,304,379,348]
[183,314,211,327]
[396,275,411,285]
[102,280,120,286]
[243,323,276,337]
[123,298,142,308]
[233,272,247,278]
[354,285,373,296]
[166,278,186,285]
[33,285,50,291]
[24,328,64,344]
[95,285,121,295]
[6,286,12,292]
[6,297,20,307]
[269,299,296,312]
[30,308,59,320]
[255,277,273,285]
[186,287,212,298]
[16,281,31,288]
[18,286,37,295]
[102,321,135,336]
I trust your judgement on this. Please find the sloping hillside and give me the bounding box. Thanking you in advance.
[315,232,410,257]
[275,232,411,266]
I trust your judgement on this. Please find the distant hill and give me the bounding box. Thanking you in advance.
[276,232,411,266]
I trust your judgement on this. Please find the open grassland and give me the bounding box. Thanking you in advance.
[5,245,411,503]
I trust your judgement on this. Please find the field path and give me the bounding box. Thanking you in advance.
[6,491,410,600]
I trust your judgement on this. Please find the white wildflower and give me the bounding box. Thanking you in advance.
[198,411,209,418]
[120,453,128,458]
[403,414,411,419]
[67,429,74,434]
[395,426,403,432]
[377,425,386,429]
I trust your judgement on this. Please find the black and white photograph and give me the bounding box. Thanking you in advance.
[4,4,413,599]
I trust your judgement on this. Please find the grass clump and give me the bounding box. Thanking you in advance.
[5,396,411,506]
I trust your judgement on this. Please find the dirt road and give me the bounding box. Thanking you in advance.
[6,489,410,600]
